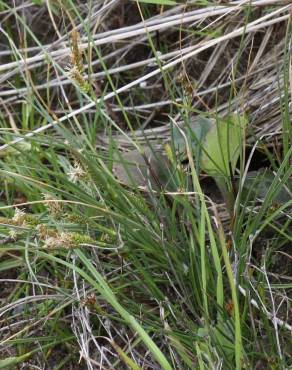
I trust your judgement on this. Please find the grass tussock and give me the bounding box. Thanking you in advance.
[0,0,291,369]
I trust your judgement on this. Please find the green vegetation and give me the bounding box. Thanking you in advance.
[0,0,291,368]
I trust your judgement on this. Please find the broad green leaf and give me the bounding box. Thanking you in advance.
[172,116,214,156]
[171,114,246,213]
[200,114,247,177]
[113,146,176,190]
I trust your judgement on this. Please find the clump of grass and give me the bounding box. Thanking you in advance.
[0,0,291,369]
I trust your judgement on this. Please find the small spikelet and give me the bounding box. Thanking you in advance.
[176,72,195,101]
[70,29,83,73]
[65,213,89,225]
[67,28,90,93]
[12,208,26,226]
[0,210,39,228]
[37,224,57,240]
[67,159,87,183]
[43,194,63,219]
[68,65,90,93]
[44,231,95,249]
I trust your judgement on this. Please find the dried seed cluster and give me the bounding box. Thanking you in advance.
[67,29,90,93]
